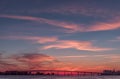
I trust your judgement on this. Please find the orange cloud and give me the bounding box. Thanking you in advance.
[42,40,113,52]
[0,36,58,44]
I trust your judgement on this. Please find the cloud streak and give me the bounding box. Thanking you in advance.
[0,35,113,52]
[42,40,113,52]
[86,21,120,32]
[0,14,80,33]
[58,55,87,58]
[0,14,120,33]
[0,36,58,44]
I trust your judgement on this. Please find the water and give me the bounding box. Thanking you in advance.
[0,75,120,79]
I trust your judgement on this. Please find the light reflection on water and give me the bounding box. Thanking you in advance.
[0,76,120,79]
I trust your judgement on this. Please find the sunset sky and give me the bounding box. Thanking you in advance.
[0,0,120,72]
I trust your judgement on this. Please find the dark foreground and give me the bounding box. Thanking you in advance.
[0,75,120,79]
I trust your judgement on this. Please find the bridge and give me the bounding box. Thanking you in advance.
[23,70,101,76]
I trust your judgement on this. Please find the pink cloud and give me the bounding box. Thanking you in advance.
[0,53,119,72]
[86,21,120,32]
[0,14,81,33]
[58,55,87,58]
[0,35,113,52]
[13,53,55,63]
[1,14,120,33]
[0,53,81,71]
[42,40,113,52]
[0,36,58,43]
[57,54,120,60]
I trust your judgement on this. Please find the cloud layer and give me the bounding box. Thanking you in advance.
[0,53,119,72]
[0,53,81,71]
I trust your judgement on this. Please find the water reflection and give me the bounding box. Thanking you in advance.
[0,76,120,79]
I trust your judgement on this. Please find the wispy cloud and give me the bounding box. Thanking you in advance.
[11,53,56,70]
[0,36,58,44]
[58,54,120,60]
[13,53,55,63]
[1,14,120,33]
[0,53,22,71]
[86,21,120,32]
[57,55,108,58]
[42,40,113,52]
[0,35,113,52]
[0,14,81,33]
[58,55,87,58]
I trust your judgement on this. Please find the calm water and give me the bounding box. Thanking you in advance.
[0,75,120,79]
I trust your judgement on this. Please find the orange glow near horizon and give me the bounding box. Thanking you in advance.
[0,53,120,72]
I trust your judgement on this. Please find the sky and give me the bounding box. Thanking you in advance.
[0,0,120,72]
